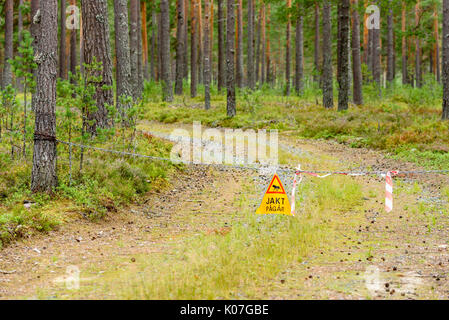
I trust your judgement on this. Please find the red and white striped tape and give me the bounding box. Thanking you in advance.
[291,166,400,214]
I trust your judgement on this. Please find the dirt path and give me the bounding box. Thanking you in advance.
[1,122,448,299]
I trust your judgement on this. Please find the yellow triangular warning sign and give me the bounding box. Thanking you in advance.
[256,173,292,216]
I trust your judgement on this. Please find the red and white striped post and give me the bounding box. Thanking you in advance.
[385,171,394,212]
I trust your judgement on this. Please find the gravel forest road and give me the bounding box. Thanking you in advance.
[0,121,448,299]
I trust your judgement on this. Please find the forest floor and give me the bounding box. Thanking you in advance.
[0,121,448,299]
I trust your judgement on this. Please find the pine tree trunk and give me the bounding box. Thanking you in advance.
[236,0,244,87]
[261,4,266,84]
[295,10,304,95]
[314,2,320,84]
[434,7,441,83]
[351,0,363,105]
[31,0,58,193]
[142,1,149,81]
[204,0,211,110]
[266,5,271,84]
[255,5,261,85]
[130,0,139,99]
[59,0,67,79]
[217,0,225,91]
[415,1,422,88]
[69,0,78,81]
[322,0,333,109]
[191,0,198,97]
[401,1,408,85]
[175,0,186,95]
[81,0,114,134]
[136,0,144,97]
[442,0,449,119]
[198,1,204,84]
[160,0,173,102]
[226,0,236,117]
[372,1,381,87]
[151,10,156,81]
[247,0,255,89]
[17,0,25,92]
[338,0,349,111]
[386,4,394,84]
[285,0,291,96]
[114,0,132,116]
[2,0,13,89]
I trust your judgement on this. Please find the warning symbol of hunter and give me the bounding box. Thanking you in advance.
[256,174,292,216]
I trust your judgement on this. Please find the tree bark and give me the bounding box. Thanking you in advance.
[59,0,67,79]
[114,0,133,116]
[285,0,291,96]
[204,0,211,110]
[443,0,449,119]
[160,0,173,102]
[372,1,381,86]
[337,0,350,111]
[2,0,13,89]
[31,0,58,193]
[255,4,261,85]
[198,1,203,84]
[130,0,139,99]
[322,0,333,109]
[247,0,255,90]
[387,4,394,84]
[434,7,441,83]
[266,5,271,84]
[415,1,422,88]
[191,0,198,97]
[175,0,186,95]
[151,10,156,81]
[69,0,78,80]
[236,0,244,87]
[142,1,149,81]
[136,0,144,97]
[351,0,363,105]
[17,0,25,92]
[226,0,236,117]
[401,1,408,85]
[81,0,114,134]
[314,2,320,84]
[261,4,266,84]
[295,7,303,95]
[217,0,225,91]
